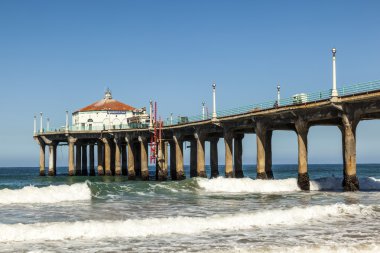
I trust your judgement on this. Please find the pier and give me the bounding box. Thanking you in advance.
[33,50,380,191]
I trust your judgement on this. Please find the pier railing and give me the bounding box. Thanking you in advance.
[42,79,380,133]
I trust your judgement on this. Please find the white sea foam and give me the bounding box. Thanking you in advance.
[197,177,301,193]
[0,183,91,204]
[196,176,380,193]
[0,203,373,242]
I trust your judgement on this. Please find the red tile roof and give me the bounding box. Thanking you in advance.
[75,98,136,113]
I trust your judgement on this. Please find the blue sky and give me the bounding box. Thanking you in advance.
[0,0,379,167]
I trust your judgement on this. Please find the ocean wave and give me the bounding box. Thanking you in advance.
[196,176,380,193]
[0,183,91,204]
[0,203,374,242]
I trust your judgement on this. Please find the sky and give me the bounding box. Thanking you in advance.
[0,0,379,167]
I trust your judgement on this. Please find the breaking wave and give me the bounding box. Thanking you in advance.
[196,176,380,193]
[0,183,91,204]
[0,203,374,242]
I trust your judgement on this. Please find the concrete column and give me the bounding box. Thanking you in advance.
[174,135,185,180]
[48,144,57,176]
[196,133,207,178]
[121,144,127,176]
[110,141,116,175]
[97,141,104,176]
[38,140,46,176]
[139,136,149,180]
[68,137,76,176]
[234,134,244,178]
[81,144,88,176]
[265,130,274,179]
[170,140,177,180]
[256,122,267,179]
[103,138,112,176]
[156,140,167,181]
[341,112,359,191]
[115,139,122,176]
[126,140,136,180]
[89,144,95,176]
[190,140,197,177]
[164,142,168,172]
[295,118,310,191]
[75,143,82,176]
[224,131,234,178]
[210,138,219,178]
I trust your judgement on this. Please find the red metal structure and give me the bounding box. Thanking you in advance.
[149,101,163,164]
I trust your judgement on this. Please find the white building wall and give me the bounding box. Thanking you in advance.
[72,111,134,130]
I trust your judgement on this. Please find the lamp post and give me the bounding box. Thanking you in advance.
[149,100,153,128]
[212,82,217,120]
[202,102,205,120]
[331,48,338,97]
[39,112,43,133]
[277,84,281,106]
[47,117,50,132]
[170,113,173,125]
[65,110,69,131]
[33,115,37,135]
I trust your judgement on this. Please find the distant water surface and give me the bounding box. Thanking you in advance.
[0,164,379,253]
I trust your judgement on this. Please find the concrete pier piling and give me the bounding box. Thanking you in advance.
[114,139,122,176]
[341,108,360,191]
[139,136,149,180]
[68,137,76,176]
[295,118,310,191]
[210,138,219,178]
[103,138,112,176]
[97,141,104,176]
[234,134,244,178]
[156,141,167,181]
[195,132,207,178]
[38,140,46,176]
[126,139,136,180]
[224,131,234,178]
[173,135,185,180]
[48,143,57,176]
[256,121,268,179]
[169,140,177,180]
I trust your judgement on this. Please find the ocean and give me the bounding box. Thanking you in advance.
[0,164,379,253]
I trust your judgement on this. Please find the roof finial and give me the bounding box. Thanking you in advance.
[104,88,112,99]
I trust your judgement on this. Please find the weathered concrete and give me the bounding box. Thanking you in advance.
[81,144,88,176]
[97,141,104,176]
[114,139,122,176]
[265,130,274,179]
[139,136,149,180]
[256,121,267,179]
[126,138,136,180]
[156,141,167,181]
[295,118,310,191]
[234,134,244,178]
[195,132,207,178]
[121,144,127,176]
[169,141,177,180]
[68,137,76,176]
[89,143,95,176]
[190,140,197,177]
[341,107,360,191]
[48,143,56,176]
[224,131,234,178]
[103,138,112,176]
[164,142,168,173]
[210,138,219,178]
[173,135,185,180]
[38,140,46,176]
[75,143,82,176]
